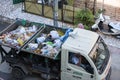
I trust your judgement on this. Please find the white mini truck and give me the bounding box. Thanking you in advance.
[61,28,111,80]
[3,25,111,80]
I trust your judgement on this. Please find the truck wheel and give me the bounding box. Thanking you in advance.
[12,67,26,79]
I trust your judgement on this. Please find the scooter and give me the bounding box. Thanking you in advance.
[92,13,120,36]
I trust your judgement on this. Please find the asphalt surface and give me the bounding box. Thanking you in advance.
[0,0,120,80]
[108,46,120,80]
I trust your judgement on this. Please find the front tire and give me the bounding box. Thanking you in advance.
[12,67,26,79]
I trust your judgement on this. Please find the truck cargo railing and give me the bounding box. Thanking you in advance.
[0,19,45,50]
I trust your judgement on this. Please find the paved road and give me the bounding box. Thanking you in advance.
[108,46,120,80]
[1,0,120,79]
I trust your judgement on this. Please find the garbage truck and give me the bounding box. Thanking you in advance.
[0,19,111,80]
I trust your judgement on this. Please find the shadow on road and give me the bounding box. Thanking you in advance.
[108,45,120,80]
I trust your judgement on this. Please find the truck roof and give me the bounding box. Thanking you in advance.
[62,28,99,55]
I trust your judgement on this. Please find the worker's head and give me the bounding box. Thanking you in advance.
[75,54,80,58]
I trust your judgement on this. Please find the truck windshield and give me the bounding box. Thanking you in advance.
[89,38,110,74]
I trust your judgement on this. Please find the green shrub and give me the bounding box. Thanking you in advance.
[74,8,94,30]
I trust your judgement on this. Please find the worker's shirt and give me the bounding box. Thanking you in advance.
[72,56,79,65]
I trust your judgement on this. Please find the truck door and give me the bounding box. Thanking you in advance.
[61,52,95,80]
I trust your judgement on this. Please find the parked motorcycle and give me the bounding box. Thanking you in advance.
[92,13,120,36]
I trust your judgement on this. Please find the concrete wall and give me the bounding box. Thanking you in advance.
[74,0,120,21]
[96,0,120,21]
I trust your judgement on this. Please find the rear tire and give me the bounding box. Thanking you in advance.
[12,67,26,79]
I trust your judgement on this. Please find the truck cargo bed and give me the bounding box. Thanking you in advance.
[0,16,14,32]
[22,25,67,59]
[0,19,44,50]
[0,22,10,32]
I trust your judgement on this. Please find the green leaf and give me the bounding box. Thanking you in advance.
[74,8,94,30]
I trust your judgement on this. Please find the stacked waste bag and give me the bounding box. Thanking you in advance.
[0,19,43,49]
[23,25,72,59]
[0,19,72,59]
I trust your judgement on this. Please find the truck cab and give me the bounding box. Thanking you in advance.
[61,28,111,80]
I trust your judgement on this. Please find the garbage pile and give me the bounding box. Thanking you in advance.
[25,30,63,58]
[24,28,73,58]
[0,25,38,49]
